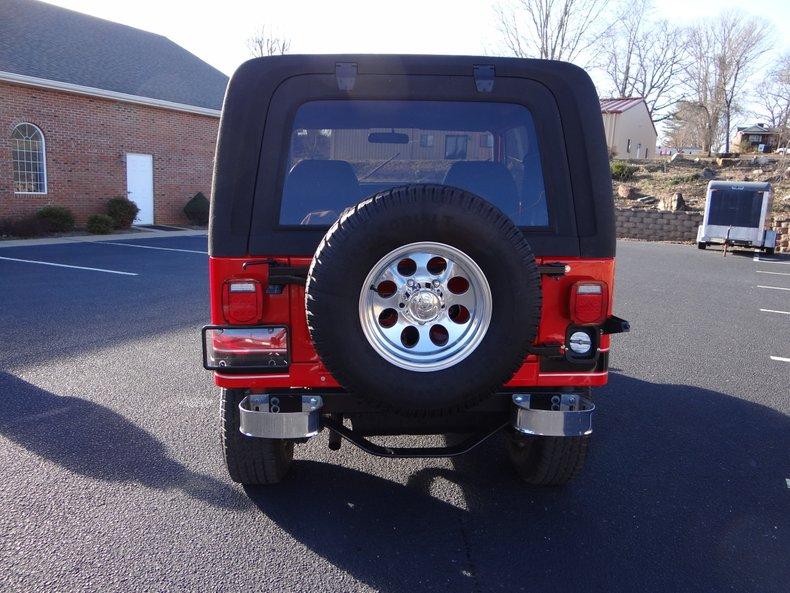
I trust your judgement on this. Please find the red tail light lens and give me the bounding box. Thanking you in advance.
[223,280,263,324]
[570,281,608,325]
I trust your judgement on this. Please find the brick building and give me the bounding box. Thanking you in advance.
[0,0,228,226]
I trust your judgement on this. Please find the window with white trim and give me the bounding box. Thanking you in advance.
[12,123,47,194]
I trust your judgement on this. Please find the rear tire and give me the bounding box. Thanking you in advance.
[506,429,589,486]
[697,242,706,250]
[221,388,293,485]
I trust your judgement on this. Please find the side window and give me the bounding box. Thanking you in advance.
[420,134,434,148]
[11,122,47,194]
[444,135,468,160]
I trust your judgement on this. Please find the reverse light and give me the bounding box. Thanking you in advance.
[570,281,608,325]
[223,279,263,324]
[202,326,289,371]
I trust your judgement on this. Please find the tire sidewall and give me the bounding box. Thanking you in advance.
[306,186,541,413]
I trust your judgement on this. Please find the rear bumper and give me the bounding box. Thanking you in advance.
[214,358,610,389]
[234,390,594,453]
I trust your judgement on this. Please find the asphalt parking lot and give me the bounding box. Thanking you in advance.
[1,235,788,593]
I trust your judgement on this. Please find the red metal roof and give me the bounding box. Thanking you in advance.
[600,97,646,114]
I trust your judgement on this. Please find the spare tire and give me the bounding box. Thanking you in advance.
[305,184,541,415]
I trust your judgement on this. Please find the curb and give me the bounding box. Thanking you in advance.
[0,228,207,249]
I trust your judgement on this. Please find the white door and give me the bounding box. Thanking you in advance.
[125,153,154,225]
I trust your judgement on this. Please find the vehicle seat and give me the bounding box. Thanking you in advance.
[280,159,362,225]
[443,161,521,222]
[520,152,548,226]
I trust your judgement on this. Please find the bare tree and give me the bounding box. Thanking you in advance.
[664,101,712,150]
[600,1,687,122]
[716,13,771,153]
[756,52,790,152]
[247,25,291,57]
[683,11,771,154]
[495,0,614,65]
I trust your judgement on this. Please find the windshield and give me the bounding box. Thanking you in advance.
[279,100,548,227]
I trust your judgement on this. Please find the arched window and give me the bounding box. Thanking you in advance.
[12,123,47,194]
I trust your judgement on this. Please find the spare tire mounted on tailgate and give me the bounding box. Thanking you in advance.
[305,184,541,415]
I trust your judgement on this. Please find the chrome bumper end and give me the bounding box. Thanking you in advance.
[239,394,322,439]
[512,393,594,437]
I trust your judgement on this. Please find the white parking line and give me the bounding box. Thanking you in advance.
[757,270,790,276]
[0,256,137,276]
[100,242,207,254]
[753,256,790,264]
[770,356,790,363]
[760,308,790,315]
[758,285,790,291]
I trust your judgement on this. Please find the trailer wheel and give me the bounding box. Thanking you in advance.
[765,247,775,255]
[506,429,589,486]
[697,242,706,250]
[220,388,293,485]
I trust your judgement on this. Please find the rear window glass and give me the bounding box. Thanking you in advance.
[708,189,764,227]
[279,100,548,227]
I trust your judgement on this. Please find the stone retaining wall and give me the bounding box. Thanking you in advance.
[615,209,702,242]
[615,208,790,252]
[773,217,790,252]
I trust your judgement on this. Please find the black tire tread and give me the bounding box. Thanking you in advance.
[305,185,541,417]
[220,388,293,485]
[507,432,589,486]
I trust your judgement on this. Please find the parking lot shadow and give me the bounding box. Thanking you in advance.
[246,373,789,593]
[0,372,246,510]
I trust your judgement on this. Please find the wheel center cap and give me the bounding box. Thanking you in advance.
[408,290,441,322]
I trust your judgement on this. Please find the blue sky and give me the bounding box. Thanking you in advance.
[41,0,789,136]
[43,0,790,77]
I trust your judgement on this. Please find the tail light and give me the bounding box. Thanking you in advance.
[223,280,263,324]
[202,326,289,370]
[570,281,608,325]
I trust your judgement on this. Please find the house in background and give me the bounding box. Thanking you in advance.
[734,123,780,153]
[600,98,657,160]
[0,0,228,226]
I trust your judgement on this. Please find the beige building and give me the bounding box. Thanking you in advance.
[600,98,657,159]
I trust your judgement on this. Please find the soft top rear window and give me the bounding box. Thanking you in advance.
[279,100,548,227]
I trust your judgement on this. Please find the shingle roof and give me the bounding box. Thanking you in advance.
[736,124,778,134]
[600,97,646,114]
[0,0,228,110]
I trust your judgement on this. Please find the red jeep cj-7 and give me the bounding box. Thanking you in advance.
[203,55,629,486]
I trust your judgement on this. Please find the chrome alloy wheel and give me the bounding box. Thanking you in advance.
[359,241,493,372]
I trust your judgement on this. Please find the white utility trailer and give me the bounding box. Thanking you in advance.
[697,181,776,254]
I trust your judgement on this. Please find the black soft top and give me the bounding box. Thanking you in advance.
[210,55,615,258]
